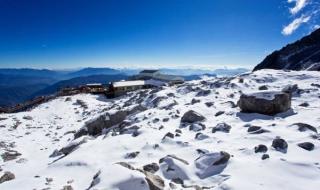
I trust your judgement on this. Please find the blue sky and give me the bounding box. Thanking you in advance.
[0,0,319,69]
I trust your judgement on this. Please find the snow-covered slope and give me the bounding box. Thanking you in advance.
[1,69,320,190]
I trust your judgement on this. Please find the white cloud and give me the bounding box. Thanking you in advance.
[288,0,308,14]
[282,15,311,35]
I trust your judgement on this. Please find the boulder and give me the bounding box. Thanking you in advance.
[261,154,270,160]
[195,151,230,179]
[195,133,209,140]
[0,171,15,184]
[238,91,291,115]
[189,123,206,132]
[272,137,288,153]
[181,110,206,124]
[291,123,318,133]
[1,151,22,162]
[215,111,225,117]
[254,144,268,153]
[212,123,231,133]
[143,163,160,174]
[297,142,315,151]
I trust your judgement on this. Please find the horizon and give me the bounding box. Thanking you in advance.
[0,0,319,69]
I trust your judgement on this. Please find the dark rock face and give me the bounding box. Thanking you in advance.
[272,137,288,153]
[181,110,206,124]
[253,28,320,71]
[238,91,291,115]
[297,142,315,151]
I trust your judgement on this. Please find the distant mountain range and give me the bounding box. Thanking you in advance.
[254,28,320,71]
[0,67,248,107]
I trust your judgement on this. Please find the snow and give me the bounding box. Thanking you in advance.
[112,80,146,87]
[1,69,320,190]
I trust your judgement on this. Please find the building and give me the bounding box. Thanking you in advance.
[133,70,184,85]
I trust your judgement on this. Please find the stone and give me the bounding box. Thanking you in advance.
[272,137,288,153]
[22,116,33,120]
[0,171,15,184]
[238,91,291,115]
[297,142,314,151]
[125,151,140,159]
[215,111,225,117]
[191,98,200,105]
[212,123,231,133]
[196,89,211,96]
[181,110,206,124]
[299,102,309,107]
[162,132,175,140]
[195,133,209,140]
[258,85,268,90]
[1,151,22,162]
[195,151,230,179]
[143,163,160,174]
[205,102,214,107]
[261,154,270,160]
[189,123,206,132]
[62,185,73,190]
[282,84,298,95]
[292,123,318,133]
[254,144,268,153]
[247,126,269,134]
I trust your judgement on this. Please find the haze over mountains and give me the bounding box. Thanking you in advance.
[0,67,248,107]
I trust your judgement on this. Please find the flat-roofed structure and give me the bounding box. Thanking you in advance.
[108,80,164,97]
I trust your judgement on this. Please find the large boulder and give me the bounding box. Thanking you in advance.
[238,91,291,115]
[181,110,206,124]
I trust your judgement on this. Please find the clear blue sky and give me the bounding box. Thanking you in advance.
[0,0,319,69]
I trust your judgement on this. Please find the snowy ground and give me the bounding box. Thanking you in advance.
[0,69,320,190]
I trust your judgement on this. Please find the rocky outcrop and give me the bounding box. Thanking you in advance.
[74,105,147,138]
[238,91,291,115]
[253,28,320,71]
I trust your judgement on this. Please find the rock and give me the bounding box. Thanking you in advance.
[1,151,22,162]
[297,142,315,151]
[143,163,160,174]
[205,102,214,107]
[0,171,15,184]
[191,98,200,105]
[196,89,211,96]
[153,118,160,123]
[22,116,33,120]
[181,110,206,124]
[65,97,72,102]
[125,151,140,159]
[247,126,269,134]
[238,91,291,115]
[144,171,165,190]
[291,123,318,133]
[162,132,175,140]
[254,144,268,153]
[162,118,169,122]
[282,84,299,95]
[258,85,268,90]
[195,151,230,179]
[299,102,309,107]
[212,123,231,133]
[272,137,288,153]
[195,133,209,140]
[215,111,225,117]
[49,149,63,158]
[261,154,270,160]
[189,123,206,132]
[58,138,87,156]
[62,185,73,190]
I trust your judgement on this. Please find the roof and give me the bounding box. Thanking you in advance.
[112,80,145,87]
[140,70,159,74]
